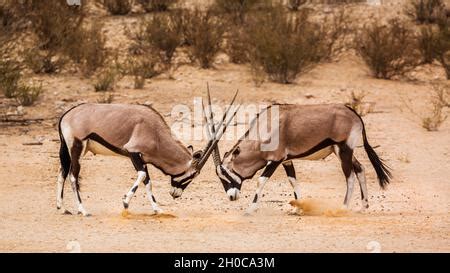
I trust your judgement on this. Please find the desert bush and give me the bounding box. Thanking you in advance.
[0,59,21,98]
[213,0,266,23]
[406,0,446,24]
[417,18,450,77]
[182,9,226,69]
[226,28,250,64]
[138,0,177,12]
[125,55,160,89]
[287,0,307,11]
[139,14,183,64]
[357,19,420,79]
[345,90,373,116]
[76,24,107,75]
[418,25,439,63]
[246,7,328,83]
[29,1,85,52]
[15,83,43,106]
[94,68,119,92]
[422,84,449,131]
[97,92,115,103]
[102,0,132,15]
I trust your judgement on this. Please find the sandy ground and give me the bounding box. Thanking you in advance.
[0,1,449,252]
[0,52,449,252]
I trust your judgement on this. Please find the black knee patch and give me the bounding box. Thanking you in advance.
[294,192,298,199]
[152,195,157,203]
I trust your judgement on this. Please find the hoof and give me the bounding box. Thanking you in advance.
[153,208,164,215]
[58,208,72,215]
[123,201,129,209]
[288,208,303,216]
[78,211,91,217]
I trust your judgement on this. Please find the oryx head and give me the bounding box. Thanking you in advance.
[169,146,203,198]
[199,87,248,201]
[169,86,239,199]
[216,143,266,201]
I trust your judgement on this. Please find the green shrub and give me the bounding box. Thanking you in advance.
[0,59,21,98]
[15,83,43,106]
[94,69,119,92]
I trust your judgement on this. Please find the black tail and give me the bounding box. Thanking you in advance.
[58,118,71,179]
[346,106,392,189]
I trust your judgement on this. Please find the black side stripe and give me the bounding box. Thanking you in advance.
[83,133,129,157]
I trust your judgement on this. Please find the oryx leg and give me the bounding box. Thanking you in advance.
[353,157,369,210]
[282,160,302,215]
[246,161,281,215]
[69,139,90,216]
[123,153,162,214]
[282,160,300,200]
[336,144,356,209]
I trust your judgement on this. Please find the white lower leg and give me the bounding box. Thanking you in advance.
[246,176,268,214]
[343,172,356,209]
[356,169,369,210]
[145,182,162,213]
[56,172,70,214]
[70,174,89,216]
[288,177,303,214]
[123,171,146,208]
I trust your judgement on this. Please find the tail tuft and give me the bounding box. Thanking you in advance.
[364,142,392,189]
[345,105,392,189]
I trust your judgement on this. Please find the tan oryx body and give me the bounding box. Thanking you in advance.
[210,103,391,214]
[56,100,237,216]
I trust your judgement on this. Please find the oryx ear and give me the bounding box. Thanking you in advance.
[193,150,202,160]
[187,145,194,153]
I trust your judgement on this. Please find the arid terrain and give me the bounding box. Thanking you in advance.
[0,0,449,252]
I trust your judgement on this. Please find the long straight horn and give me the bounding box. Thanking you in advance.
[196,91,240,171]
[206,83,222,167]
[196,104,240,171]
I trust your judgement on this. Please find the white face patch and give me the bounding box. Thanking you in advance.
[173,170,195,184]
[170,187,183,198]
[226,188,240,200]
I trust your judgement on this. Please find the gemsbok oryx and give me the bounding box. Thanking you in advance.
[56,98,238,216]
[206,103,392,214]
